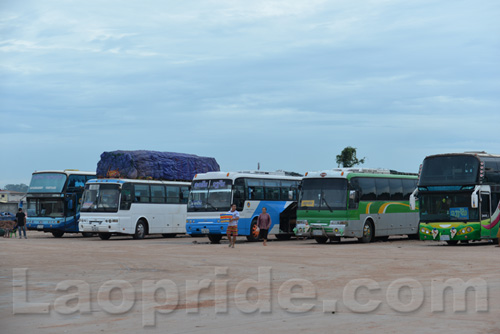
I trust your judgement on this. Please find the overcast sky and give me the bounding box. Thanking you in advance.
[1,0,499,187]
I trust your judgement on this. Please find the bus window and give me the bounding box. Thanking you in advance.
[180,186,190,204]
[233,178,246,210]
[375,178,390,201]
[247,179,264,200]
[151,185,166,203]
[402,179,417,200]
[135,184,150,203]
[166,186,180,204]
[120,183,133,210]
[389,179,403,201]
[264,180,280,200]
[355,178,376,201]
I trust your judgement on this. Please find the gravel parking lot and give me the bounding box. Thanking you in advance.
[1,231,499,334]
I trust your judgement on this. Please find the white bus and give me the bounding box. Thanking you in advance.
[186,171,301,243]
[79,178,190,240]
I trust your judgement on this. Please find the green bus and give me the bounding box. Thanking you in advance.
[410,152,500,245]
[295,168,419,243]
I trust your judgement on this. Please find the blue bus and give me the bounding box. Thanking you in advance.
[186,171,301,243]
[26,170,96,237]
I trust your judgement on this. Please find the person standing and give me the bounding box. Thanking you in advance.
[16,208,27,239]
[226,204,239,248]
[257,207,271,246]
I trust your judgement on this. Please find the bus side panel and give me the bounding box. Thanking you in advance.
[240,200,294,235]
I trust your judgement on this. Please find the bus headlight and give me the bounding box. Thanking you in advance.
[421,227,431,234]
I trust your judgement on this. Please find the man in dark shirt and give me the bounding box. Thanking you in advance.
[15,208,27,239]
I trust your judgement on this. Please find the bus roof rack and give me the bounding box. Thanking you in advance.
[237,170,286,175]
[236,170,302,176]
[331,168,391,174]
[329,168,417,176]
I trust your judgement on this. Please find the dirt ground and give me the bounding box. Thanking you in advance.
[1,231,499,334]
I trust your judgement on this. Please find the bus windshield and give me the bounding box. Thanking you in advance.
[29,173,67,193]
[419,155,479,186]
[188,179,232,212]
[299,178,347,210]
[27,198,65,217]
[419,193,479,222]
[81,184,120,212]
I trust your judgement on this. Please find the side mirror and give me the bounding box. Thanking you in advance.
[288,190,294,200]
[348,190,358,209]
[471,192,479,208]
[68,200,74,210]
[409,189,418,210]
[349,190,357,201]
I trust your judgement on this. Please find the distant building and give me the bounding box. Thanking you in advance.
[0,190,26,213]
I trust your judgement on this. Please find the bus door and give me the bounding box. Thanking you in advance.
[66,193,77,221]
[279,202,297,234]
[480,192,492,238]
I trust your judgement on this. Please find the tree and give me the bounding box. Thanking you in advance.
[4,183,29,193]
[336,147,365,168]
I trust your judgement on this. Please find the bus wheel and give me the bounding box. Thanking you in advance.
[314,236,328,244]
[208,235,222,244]
[162,233,177,238]
[446,240,458,245]
[329,236,341,243]
[275,234,291,241]
[133,220,147,239]
[82,232,94,238]
[246,219,259,242]
[358,221,374,243]
[52,231,64,238]
[99,233,111,240]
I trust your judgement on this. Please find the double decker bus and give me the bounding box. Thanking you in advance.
[295,168,419,243]
[26,170,96,238]
[79,179,190,240]
[410,152,500,245]
[186,171,301,243]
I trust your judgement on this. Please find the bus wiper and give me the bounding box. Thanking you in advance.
[206,201,217,211]
[321,191,333,212]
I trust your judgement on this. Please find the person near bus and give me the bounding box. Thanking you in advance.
[15,208,27,239]
[257,207,271,246]
[226,204,239,248]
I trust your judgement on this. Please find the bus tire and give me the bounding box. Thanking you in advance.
[275,234,291,241]
[133,220,147,239]
[330,236,341,243]
[82,232,94,238]
[208,235,222,244]
[99,233,111,240]
[52,231,65,238]
[314,236,328,244]
[358,220,374,243]
[162,233,177,238]
[246,219,259,242]
[446,240,458,245]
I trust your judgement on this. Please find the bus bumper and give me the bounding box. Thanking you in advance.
[26,220,77,233]
[293,222,311,237]
[80,222,121,234]
[186,223,226,235]
[419,223,481,242]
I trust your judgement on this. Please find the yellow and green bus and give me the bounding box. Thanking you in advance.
[410,152,500,245]
[295,168,419,243]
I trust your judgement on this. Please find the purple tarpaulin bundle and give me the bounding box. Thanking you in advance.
[96,150,220,181]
